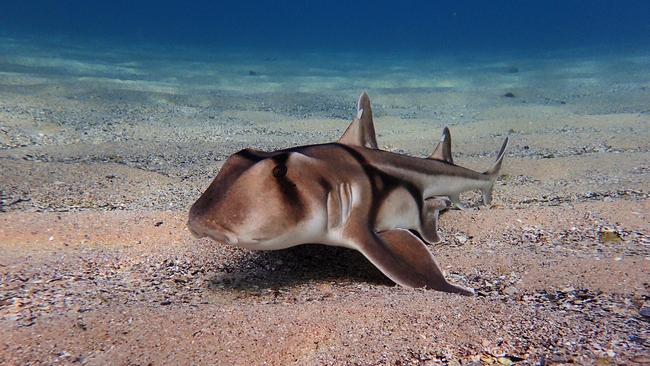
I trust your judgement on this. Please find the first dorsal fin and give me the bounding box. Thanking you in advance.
[428,126,453,164]
[337,92,378,149]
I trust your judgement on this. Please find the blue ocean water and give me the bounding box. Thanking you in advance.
[2,0,650,54]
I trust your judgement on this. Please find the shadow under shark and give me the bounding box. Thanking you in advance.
[189,92,508,296]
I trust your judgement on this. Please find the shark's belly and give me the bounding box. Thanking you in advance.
[375,187,420,232]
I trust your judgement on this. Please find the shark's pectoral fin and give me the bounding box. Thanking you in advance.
[419,197,451,244]
[351,228,474,295]
[337,92,378,149]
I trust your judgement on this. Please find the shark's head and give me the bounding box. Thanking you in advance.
[188,148,324,250]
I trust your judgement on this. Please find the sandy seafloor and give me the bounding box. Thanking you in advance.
[0,36,649,365]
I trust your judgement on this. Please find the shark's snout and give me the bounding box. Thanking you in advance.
[187,220,206,239]
[187,216,238,245]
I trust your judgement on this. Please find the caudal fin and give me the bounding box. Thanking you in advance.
[481,137,509,204]
[485,137,509,178]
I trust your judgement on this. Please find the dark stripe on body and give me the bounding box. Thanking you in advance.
[271,153,305,221]
[232,144,433,224]
[317,177,332,194]
[334,144,423,227]
[236,148,271,163]
[280,142,485,179]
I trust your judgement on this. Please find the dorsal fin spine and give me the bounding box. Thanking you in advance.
[428,126,453,164]
[337,92,378,149]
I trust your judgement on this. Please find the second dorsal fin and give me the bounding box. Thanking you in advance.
[337,92,378,149]
[428,126,453,164]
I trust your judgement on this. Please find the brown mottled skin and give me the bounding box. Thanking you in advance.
[189,93,507,295]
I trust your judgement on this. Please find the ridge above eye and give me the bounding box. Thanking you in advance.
[272,164,287,178]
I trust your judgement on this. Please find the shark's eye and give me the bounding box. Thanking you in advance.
[272,164,287,178]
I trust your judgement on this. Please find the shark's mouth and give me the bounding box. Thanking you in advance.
[187,223,205,239]
[187,219,238,245]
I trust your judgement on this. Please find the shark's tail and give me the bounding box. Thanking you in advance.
[481,137,509,205]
